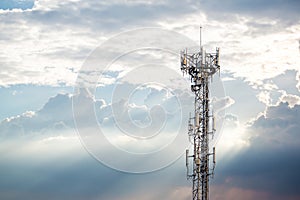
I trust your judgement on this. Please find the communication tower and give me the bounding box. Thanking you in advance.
[181,27,220,200]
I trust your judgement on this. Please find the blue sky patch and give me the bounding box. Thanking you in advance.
[0,0,34,10]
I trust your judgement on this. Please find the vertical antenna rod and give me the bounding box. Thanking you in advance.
[200,26,202,50]
[181,27,220,200]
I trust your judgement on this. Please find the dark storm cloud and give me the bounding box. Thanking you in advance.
[216,102,300,198]
[217,146,300,198]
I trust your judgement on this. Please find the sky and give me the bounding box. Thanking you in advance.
[0,0,300,200]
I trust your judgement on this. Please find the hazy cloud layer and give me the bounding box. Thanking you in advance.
[0,84,188,136]
[1,96,300,200]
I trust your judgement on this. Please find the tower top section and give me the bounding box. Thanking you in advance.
[180,27,220,82]
[180,46,220,80]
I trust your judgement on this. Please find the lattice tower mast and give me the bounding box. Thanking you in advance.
[181,27,220,200]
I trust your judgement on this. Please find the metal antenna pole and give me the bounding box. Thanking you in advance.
[200,26,202,50]
[181,28,220,200]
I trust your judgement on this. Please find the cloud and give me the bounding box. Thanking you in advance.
[200,0,300,25]
[0,84,193,199]
[210,185,272,200]
[0,93,74,137]
[0,0,299,87]
[251,102,300,145]
[249,69,300,108]
[1,72,299,199]
[257,90,271,105]
[224,113,239,128]
[0,82,193,138]
[0,120,191,200]
[280,94,300,107]
[1,100,300,200]
[215,102,300,198]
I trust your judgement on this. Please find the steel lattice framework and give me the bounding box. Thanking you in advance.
[181,41,220,200]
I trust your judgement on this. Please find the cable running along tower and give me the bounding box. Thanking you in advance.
[181,27,220,200]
